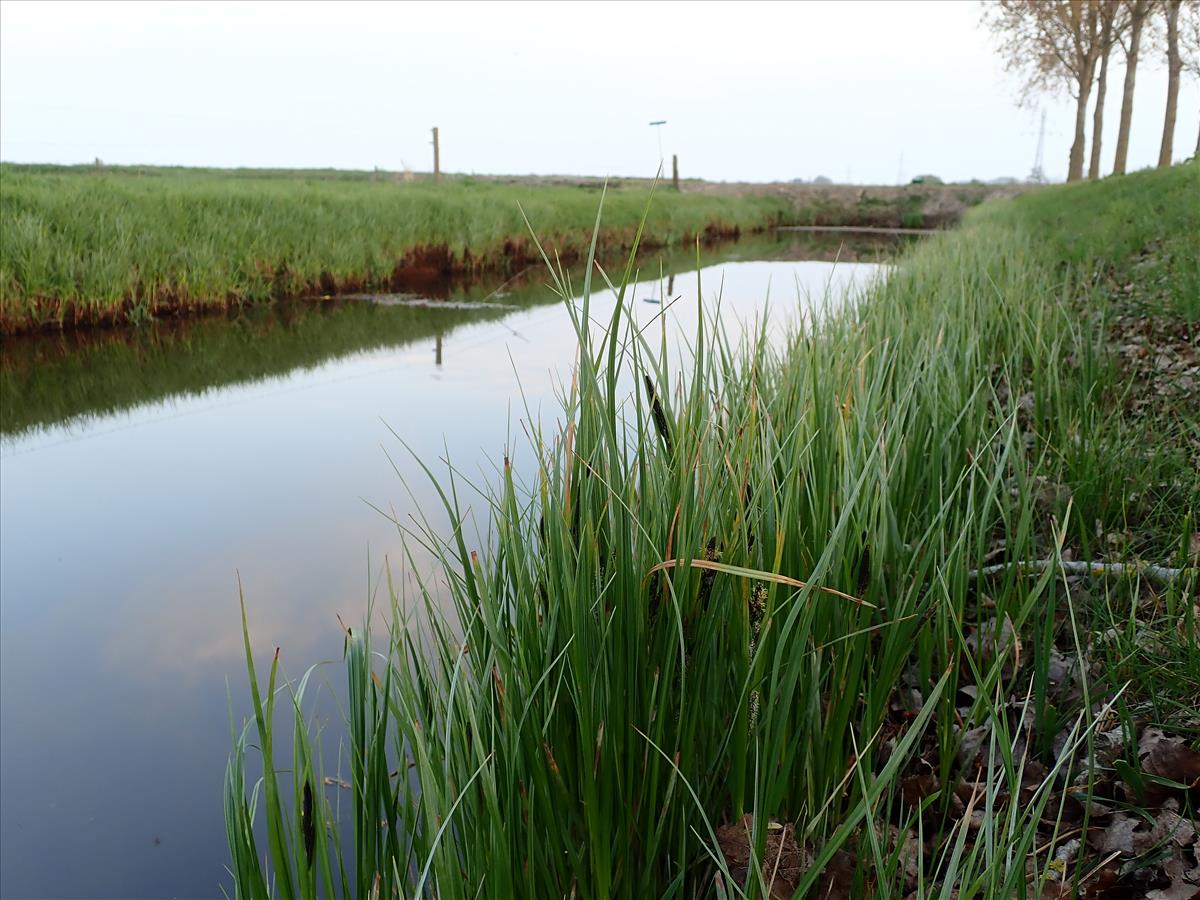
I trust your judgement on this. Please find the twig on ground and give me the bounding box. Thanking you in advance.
[967,559,1198,588]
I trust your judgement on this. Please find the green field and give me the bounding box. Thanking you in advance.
[226,164,1199,897]
[0,164,794,333]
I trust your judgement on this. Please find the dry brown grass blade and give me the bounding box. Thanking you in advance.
[645,558,874,608]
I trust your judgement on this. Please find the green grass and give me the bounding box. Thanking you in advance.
[0,164,794,332]
[225,163,1199,898]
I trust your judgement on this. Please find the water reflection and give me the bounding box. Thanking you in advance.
[0,231,906,441]
[0,234,890,898]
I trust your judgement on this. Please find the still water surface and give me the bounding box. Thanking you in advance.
[0,236,885,897]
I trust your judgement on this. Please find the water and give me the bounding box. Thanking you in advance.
[0,235,887,897]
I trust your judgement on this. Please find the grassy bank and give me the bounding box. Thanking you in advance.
[0,164,794,333]
[226,164,1198,898]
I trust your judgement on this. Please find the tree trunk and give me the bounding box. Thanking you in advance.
[1089,34,1112,179]
[1158,0,1182,167]
[1113,11,1145,176]
[1069,62,1096,182]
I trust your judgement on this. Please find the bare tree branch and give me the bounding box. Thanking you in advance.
[967,559,1198,587]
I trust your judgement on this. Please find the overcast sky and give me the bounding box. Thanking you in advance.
[1,0,1196,184]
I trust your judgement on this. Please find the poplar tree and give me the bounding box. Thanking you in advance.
[985,1,1106,181]
[1158,0,1184,165]
[1112,0,1156,175]
[1088,2,1123,178]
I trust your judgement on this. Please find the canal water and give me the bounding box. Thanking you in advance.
[0,233,890,897]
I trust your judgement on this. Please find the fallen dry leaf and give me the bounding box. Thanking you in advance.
[1140,730,1200,807]
[714,814,857,899]
[1144,856,1200,900]
[1098,814,1140,855]
[715,815,805,900]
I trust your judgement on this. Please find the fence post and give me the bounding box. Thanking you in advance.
[672,154,679,191]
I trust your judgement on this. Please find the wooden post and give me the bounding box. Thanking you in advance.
[672,154,679,191]
[432,127,440,183]
[435,334,443,366]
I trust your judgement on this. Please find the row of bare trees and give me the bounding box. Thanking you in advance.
[985,0,1200,181]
